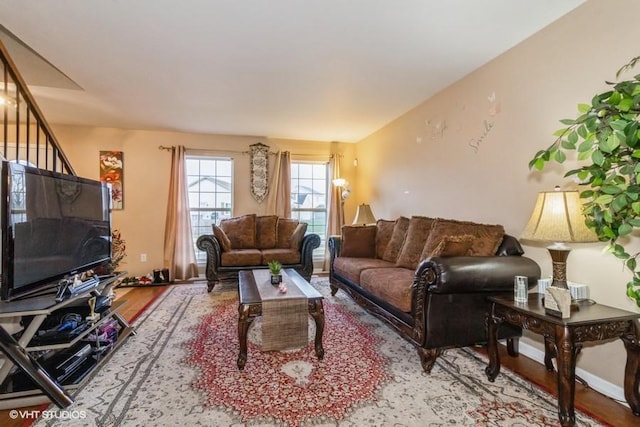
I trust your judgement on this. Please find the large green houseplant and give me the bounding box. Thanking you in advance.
[530,56,640,307]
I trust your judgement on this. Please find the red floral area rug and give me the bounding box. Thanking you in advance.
[184,296,390,425]
[31,281,603,427]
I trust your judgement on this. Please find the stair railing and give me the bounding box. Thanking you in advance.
[0,40,75,175]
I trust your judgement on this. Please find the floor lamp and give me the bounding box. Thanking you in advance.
[332,178,351,227]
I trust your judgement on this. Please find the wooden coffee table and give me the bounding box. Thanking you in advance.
[237,269,325,370]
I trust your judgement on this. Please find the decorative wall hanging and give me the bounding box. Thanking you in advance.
[249,143,269,203]
[425,118,447,140]
[100,150,124,209]
[468,91,500,154]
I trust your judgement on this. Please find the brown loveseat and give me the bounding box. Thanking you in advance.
[196,214,320,291]
[329,216,541,372]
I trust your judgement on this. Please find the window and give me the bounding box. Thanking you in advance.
[290,162,328,261]
[186,156,233,264]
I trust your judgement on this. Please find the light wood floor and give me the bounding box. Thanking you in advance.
[1,284,638,426]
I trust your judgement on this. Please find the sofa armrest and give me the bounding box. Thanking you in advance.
[415,256,541,295]
[196,234,222,287]
[300,233,321,263]
[298,233,321,279]
[328,235,342,260]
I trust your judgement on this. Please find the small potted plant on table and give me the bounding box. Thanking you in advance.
[268,261,282,285]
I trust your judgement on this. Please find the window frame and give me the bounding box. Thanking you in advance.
[290,160,329,262]
[185,154,234,265]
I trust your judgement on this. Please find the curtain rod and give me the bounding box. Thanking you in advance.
[158,145,275,155]
[158,145,335,159]
[158,145,252,154]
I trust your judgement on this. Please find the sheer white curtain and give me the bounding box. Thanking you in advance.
[266,151,291,217]
[163,146,198,280]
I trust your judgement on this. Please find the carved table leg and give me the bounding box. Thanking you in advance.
[309,300,325,360]
[621,328,640,416]
[237,304,253,370]
[485,308,501,382]
[555,325,580,427]
[506,337,519,357]
[544,337,556,372]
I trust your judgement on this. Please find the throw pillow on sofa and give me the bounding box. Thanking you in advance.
[396,216,436,269]
[220,214,257,249]
[290,222,308,249]
[211,224,232,252]
[375,219,396,259]
[422,218,504,257]
[277,218,301,248]
[426,234,475,258]
[382,216,410,262]
[340,225,377,258]
[256,215,278,249]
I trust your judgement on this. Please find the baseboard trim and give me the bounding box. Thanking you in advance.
[518,341,627,406]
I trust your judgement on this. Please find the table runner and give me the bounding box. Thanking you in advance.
[253,269,308,351]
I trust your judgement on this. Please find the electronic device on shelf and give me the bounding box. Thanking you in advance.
[0,161,112,302]
[55,275,101,303]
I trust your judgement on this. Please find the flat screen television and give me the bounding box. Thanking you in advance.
[0,161,112,301]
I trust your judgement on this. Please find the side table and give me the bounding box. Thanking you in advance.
[485,293,640,427]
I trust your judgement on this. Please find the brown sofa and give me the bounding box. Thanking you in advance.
[328,216,541,372]
[196,214,320,291]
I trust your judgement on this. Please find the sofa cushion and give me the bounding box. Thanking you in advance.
[277,218,300,248]
[422,218,505,257]
[375,219,396,259]
[211,224,231,252]
[428,234,475,257]
[256,215,278,249]
[261,248,301,265]
[396,216,436,269]
[220,214,257,249]
[341,225,376,258]
[382,216,410,263]
[290,222,308,249]
[221,249,262,266]
[333,257,396,284]
[360,267,415,313]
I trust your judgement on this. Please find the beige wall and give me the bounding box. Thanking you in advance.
[46,0,637,394]
[355,0,640,390]
[52,125,355,278]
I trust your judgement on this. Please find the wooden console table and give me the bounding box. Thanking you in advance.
[485,294,640,427]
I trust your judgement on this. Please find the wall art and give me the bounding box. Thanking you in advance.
[100,150,124,209]
[468,91,500,154]
[249,142,269,203]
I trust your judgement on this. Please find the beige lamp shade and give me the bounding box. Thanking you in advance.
[352,204,376,226]
[521,189,598,243]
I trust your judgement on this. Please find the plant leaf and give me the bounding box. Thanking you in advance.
[591,150,604,165]
[619,223,633,236]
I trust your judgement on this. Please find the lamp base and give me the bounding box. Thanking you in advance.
[547,245,580,313]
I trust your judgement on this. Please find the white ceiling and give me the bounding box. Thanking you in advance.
[0,0,584,142]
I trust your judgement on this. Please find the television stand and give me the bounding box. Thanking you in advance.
[0,273,133,409]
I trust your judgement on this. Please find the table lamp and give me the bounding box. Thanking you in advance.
[520,187,598,290]
[352,204,376,226]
